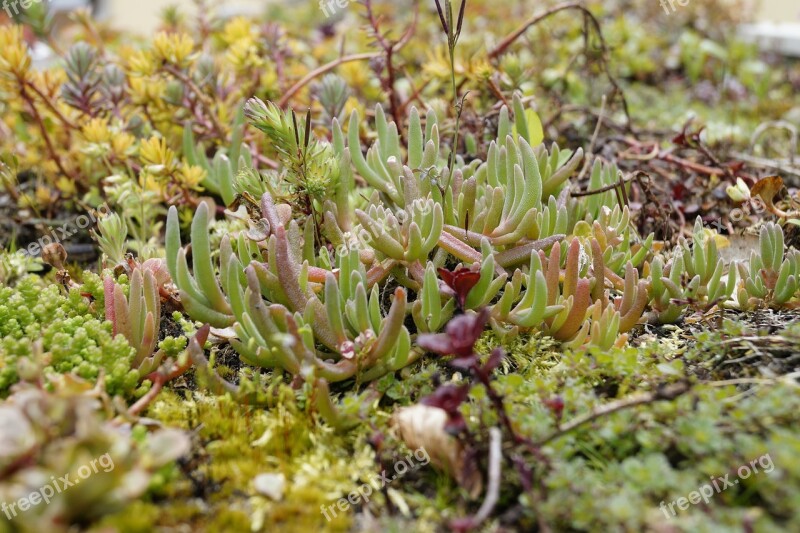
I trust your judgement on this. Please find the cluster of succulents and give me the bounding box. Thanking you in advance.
[2,1,800,530]
[156,86,800,420]
[647,218,737,322]
[0,0,797,413]
[737,222,800,309]
[162,97,593,398]
[103,259,182,379]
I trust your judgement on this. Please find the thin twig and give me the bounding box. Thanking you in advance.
[164,65,226,140]
[535,381,690,447]
[730,152,800,178]
[277,52,381,108]
[486,76,510,109]
[704,375,799,388]
[127,326,209,417]
[463,427,502,529]
[571,174,635,197]
[19,86,76,182]
[127,372,168,417]
[399,70,432,112]
[25,81,78,130]
[488,1,632,132]
[616,138,727,177]
[363,0,418,125]
[490,1,582,59]
[576,94,606,181]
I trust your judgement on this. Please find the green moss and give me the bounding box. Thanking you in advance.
[0,274,139,397]
[446,326,800,531]
[139,389,389,530]
[92,501,161,533]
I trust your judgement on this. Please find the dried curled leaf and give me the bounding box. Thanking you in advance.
[393,404,482,498]
[751,176,795,218]
[750,175,783,205]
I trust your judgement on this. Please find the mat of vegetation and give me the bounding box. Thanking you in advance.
[1,1,799,531]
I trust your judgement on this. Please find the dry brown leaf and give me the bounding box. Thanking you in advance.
[393,404,482,498]
[750,175,784,205]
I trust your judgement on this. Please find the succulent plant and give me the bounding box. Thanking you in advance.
[487,235,648,345]
[61,42,103,116]
[564,302,627,351]
[312,73,350,125]
[92,212,129,267]
[412,263,457,333]
[737,222,800,308]
[166,202,235,328]
[167,191,415,387]
[104,262,174,378]
[335,102,582,270]
[182,108,252,208]
[678,219,736,303]
[355,197,444,263]
[646,254,688,324]
[648,218,736,322]
[573,202,654,278]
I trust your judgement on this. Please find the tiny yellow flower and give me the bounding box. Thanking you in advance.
[177,164,207,190]
[0,26,31,80]
[139,136,177,176]
[82,118,112,144]
[221,17,257,46]
[111,132,136,159]
[35,185,56,205]
[138,173,164,193]
[30,69,67,93]
[226,40,264,71]
[56,177,78,197]
[339,61,371,90]
[473,57,493,81]
[129,77,167,104]
[128,49,158,76]
[153,32,196,67]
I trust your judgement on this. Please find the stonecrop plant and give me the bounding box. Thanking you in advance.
[2,1,799,422]
[3,1,800,530]
[0,273,140,397]
[161,88,800,426]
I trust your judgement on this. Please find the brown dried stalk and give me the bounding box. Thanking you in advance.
[488,1,632,131]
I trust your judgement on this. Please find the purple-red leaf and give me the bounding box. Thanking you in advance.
[417,308,489,357]
[482,347,504,374]
[421,383,471,433]
[438,266,481,309]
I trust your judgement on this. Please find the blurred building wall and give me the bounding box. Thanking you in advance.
[100,0,800,34]
[753,0,800,22]
[103,0,267,33]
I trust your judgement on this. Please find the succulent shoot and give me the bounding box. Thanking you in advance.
[738,222,800,308]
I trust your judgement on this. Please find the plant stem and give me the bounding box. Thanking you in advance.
[448,46,461,172]
[19,85,76,182]
[277,52,381,108]
[535,381,690,447]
